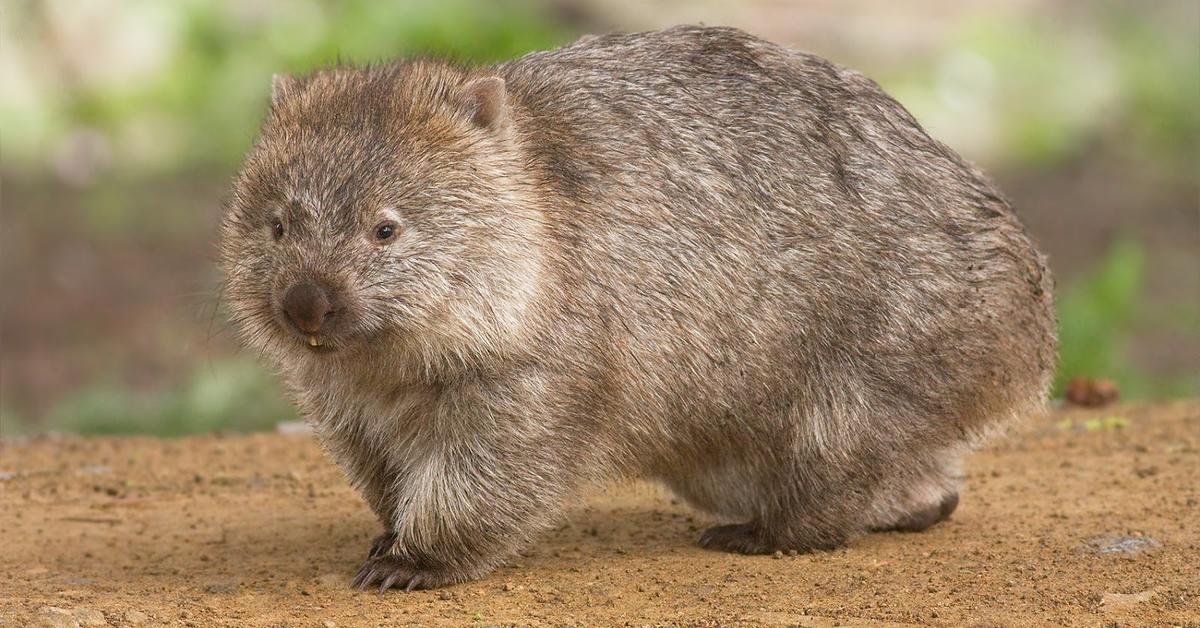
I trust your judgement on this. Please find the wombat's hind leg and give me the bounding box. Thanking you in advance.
[872,491,958,533]
[697,521,847,555]
[866,458,962,534]
[698,523,770,554]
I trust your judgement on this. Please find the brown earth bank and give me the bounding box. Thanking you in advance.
[1,402,1197,627]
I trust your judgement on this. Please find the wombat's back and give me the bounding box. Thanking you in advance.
[499,26,1055,459]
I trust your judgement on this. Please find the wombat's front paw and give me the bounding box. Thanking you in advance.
[367,531,398,560]
[352,555,460,592]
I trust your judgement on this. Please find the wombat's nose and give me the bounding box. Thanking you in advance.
[281,281,332,334]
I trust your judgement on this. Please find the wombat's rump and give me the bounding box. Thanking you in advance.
[220,26,1056,590]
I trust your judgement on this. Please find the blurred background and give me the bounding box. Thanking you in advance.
[1,0,1196,436]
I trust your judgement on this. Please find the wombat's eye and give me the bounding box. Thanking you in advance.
[271,219,285,241]
[374,221,398,244]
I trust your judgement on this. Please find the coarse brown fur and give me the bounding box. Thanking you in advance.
[220,26,1056,591]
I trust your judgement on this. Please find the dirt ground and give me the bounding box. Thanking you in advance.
[1,402,1196,627]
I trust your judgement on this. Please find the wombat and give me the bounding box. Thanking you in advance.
[220,26,1056,591]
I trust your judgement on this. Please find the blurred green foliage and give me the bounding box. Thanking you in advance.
[44,359,293,436]
[5,0,577,174]
[1055,240,1199,399]
[885,3,1199,173]
[1055,240,1144,395]
[1107,5,1200,168]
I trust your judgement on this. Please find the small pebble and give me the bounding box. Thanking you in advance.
[1089,535,1161,556]
[34,607,76,628]
[72,608,107,627]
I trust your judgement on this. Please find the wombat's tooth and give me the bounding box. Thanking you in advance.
[309,336,320,347]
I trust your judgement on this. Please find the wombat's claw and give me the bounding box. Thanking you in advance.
[353,555,445,592]
[367,531,398,559]
[697,523,771,554]
[382,570,423,593]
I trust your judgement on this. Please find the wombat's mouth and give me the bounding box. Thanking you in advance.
[303,335,338,354]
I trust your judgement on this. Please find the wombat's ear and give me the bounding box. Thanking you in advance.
[458,76,508,132]
[271,73,302,108]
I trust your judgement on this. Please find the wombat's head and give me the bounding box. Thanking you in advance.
[220,62,543,372]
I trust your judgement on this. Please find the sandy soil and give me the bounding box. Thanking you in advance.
[2,402,1197,627]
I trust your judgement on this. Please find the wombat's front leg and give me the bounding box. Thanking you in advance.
[353,399,576,591]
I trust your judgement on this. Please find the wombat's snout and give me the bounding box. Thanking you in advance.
[281,281,333,335]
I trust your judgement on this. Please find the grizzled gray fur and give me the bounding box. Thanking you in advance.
[220,26,1056,591]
